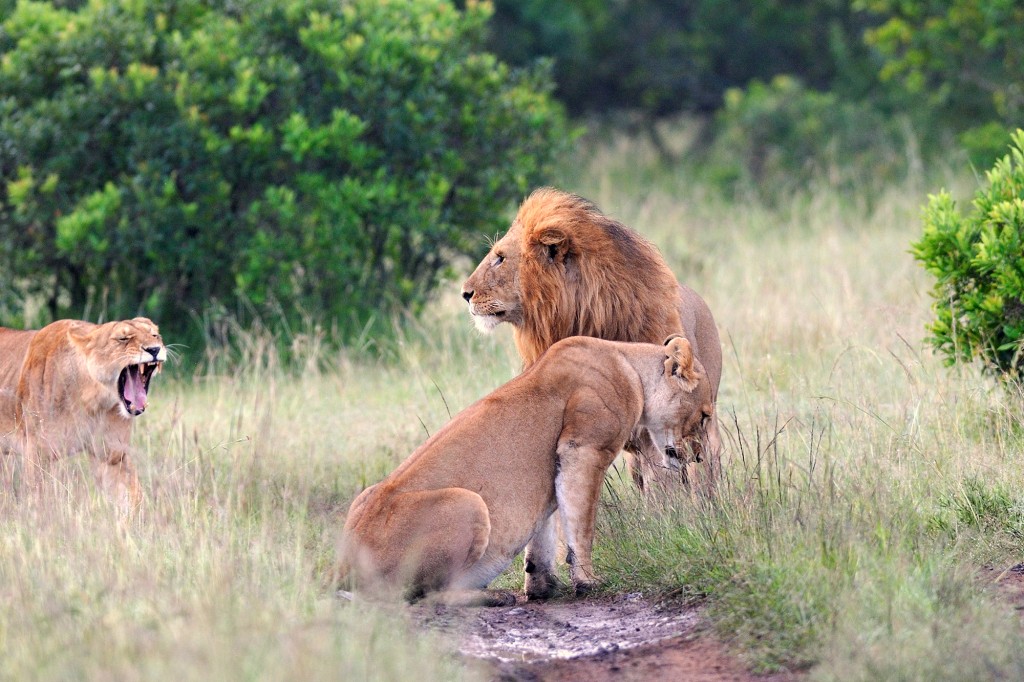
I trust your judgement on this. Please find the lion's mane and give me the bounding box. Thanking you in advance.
[512,188,684,365]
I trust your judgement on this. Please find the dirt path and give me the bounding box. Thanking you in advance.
[984,562,1024,616]
[412,593,800,682]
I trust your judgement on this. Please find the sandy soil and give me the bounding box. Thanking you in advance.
[412,593,801,682]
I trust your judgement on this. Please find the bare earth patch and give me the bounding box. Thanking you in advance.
[983,562,1024,617]
[412,593,800,681]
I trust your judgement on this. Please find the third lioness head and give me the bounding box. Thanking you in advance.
[71,317,166,417]
[642,335,715,469]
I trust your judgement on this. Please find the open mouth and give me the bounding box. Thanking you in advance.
[118,361,161,416]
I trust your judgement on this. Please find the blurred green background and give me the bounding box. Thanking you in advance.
[1,0,1022,361]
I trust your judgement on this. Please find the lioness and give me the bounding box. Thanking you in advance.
[0,317,166,511]
[461,187,722,493]
[337,335,714,604]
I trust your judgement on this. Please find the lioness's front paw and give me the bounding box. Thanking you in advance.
[525,571,560,601]
[572,579,598,597]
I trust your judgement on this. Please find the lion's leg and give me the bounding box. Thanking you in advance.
[693,414,723,496]
[347,488,502,601]
[523,513,560,600]
[18,434,50,496]
[622,441,646,491]
[554,444,616,595]
[91,449,143,515]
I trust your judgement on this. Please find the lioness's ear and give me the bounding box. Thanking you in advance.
[533,228,569,263]
[664,337,700,391]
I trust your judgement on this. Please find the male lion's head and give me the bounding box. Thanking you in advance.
[461,188,682,366]
[70,317,166,417]
[644,335,715,470]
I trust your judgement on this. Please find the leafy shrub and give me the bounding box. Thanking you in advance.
[912,129,1024,378]
[704,76,912,197]
[864,0,1024,168]
[484,0,875,120]
[0,0,569,342]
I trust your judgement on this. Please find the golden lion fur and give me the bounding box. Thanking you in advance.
[337,335,714,604]
[462,187,723,490]
[0,317,166,511]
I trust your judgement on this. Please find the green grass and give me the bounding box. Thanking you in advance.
[3,125,1024,679]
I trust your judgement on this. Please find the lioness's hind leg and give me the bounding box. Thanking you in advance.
[424,588,517,607]
[353,488,493,598]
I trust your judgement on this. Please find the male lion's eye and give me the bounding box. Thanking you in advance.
[493,253,505,266]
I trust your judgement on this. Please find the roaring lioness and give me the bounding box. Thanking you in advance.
[337,335,714,604]
[0,317,166,511]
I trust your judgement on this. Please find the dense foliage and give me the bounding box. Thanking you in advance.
[706,76,912,197]
[0,0,568,339]
[483,0,876,119]
[864,0,1024,166]
[912,130,1024,378]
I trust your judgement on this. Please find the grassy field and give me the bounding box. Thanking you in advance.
[3,130,1024,680]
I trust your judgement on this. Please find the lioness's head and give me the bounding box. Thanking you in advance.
[643,335,715,470]
[71,317,166,417]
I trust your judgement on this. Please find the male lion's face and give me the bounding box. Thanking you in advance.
[461,223,524,332]
[644,337,715,469]
[75,317,166,417]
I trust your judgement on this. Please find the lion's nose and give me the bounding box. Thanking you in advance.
[144,346,162,359]
[461,289,473,302]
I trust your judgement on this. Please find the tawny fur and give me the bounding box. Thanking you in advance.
[512,189,686,365]
[462,187,723,491]
[337,336,715,605]
[0,317,166,512]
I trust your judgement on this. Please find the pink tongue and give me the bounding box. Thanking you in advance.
[124,366,148,411]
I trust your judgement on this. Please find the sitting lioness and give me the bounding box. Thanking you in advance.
[0,317,166,511]
[337,335,714,604]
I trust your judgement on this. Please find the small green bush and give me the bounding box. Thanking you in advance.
[912,129,1024,378]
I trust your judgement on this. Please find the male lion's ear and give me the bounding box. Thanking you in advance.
[664,337,700,391]
[533,228,570,263]
[663,333,685,346]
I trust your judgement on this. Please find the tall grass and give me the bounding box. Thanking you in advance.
[566,130,1024,676]
[3,125,1023,679]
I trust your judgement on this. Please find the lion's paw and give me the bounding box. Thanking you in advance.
[572,579,598,597]
[525,571,561,601]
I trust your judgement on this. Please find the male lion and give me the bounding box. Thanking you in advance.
[0,317,166,511]
[336,335,714,605]
[461,187,722,492]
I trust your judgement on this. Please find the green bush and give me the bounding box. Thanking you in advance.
[704,76,911,197]
[484,0,875,120]
[0,0,568,342]
[864,0,1024,168]
[912,129,1024,378]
